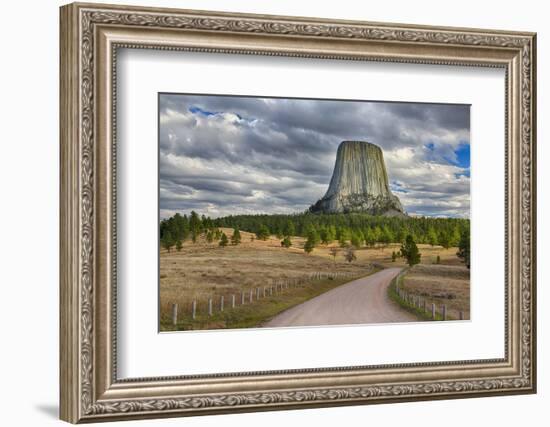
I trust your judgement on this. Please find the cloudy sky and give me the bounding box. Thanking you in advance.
[159,93,470,219]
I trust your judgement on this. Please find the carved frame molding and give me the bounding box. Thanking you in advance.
[60,2,536,423]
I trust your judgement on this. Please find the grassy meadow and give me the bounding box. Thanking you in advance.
[160,226,469,330]
[160,228,376,331]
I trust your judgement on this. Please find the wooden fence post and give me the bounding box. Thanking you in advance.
[172,303,178,326]
[431,303,436,320]
[241,292,245,305]
[249,289,253,303]
[459,311,464,320]
[231,295,235,309]
[442,304,447,321]
[208,298,213,316]
[192,300,196,319]
[220,295,224,312]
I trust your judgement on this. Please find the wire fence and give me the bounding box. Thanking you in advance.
[391,269,465,321]
[170,270,363,325]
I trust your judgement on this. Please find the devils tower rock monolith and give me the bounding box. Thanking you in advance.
[310,141,405,216]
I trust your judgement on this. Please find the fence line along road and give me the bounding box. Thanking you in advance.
[170,268,370,326]
[392,269,465,321]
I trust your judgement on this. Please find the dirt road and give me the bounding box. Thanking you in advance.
[263,267,417,327]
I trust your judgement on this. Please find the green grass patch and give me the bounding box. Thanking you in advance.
[161,269,380,331]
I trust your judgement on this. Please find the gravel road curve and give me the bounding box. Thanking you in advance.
[263,267,417,327]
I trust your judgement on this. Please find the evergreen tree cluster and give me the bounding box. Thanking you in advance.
[160,211,470,260]
[160,211,219,250]
[212,212,469,248]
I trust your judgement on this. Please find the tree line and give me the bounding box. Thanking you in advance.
[160,211,470,268]
[211,212,469,249]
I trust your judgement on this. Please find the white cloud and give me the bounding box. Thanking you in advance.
[159,94,470,218]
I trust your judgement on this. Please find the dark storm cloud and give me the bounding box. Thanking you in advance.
[159,94,470,218]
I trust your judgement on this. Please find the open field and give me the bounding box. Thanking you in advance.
[160,228,375,330]
[160,228,469,330]
[398,264,470,320]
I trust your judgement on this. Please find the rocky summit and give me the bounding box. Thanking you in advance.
[309,141,405,216]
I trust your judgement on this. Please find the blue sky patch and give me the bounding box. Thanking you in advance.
[189,106,217,116]
[390,181,409,193]
[454,142,470,169]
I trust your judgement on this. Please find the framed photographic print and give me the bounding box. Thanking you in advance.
[60,2,537,423]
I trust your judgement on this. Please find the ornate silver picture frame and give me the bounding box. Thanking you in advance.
[60,2,536,423]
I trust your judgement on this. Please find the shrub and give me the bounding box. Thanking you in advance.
[281,236,292,248]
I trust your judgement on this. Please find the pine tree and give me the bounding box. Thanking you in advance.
[161,230,174,253]
[206,231,214,243]
[438,230,451,249]
[351,232,362,249]
[450,226,461,248]
[306,226,320,246]
[457,230,470,268]
[304,237,315,254]
[256,224,270,241]
[284,221,295,237]
[400,235,421,267]
[328,225,337,243]
[338,229,349,248]
[427,227,438,247]
[231,227,241,245]
[320,227,330,245]
[175,239,182,252]
[364,228,376,248]
[219,233,228,247]
[189,211,201,243]
[381,226,393,246]
[396,227,407,244]
[372,226,382,247]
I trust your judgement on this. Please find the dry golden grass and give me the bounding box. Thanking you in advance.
[159,228,470,327]
[160,228,373,328]
[350,243,465,267]
[401,264,470,320]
